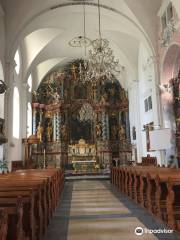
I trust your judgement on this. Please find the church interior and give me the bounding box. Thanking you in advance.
[0,0,180,239]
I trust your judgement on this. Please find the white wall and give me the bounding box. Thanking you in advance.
[137,43,162,164]
[0,7,5,167]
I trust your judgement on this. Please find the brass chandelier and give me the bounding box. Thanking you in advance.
[69,0,124,84]
[85,0,124,83]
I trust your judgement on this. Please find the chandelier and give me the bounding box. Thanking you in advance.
[85,0,124,83]
[69,3,91,48]
[68,0,124,84]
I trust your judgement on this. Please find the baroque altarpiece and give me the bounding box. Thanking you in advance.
[25,60,131,169]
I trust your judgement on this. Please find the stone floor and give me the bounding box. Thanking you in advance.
[43,180,180,240]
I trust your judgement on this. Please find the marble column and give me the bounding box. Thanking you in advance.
[106,113,109,140]
[39,109,43,123]
[56,112,60,141]
[53,113,56,142]
[32,104,38,135]
[125,111,130,140]
[101,111,106,140]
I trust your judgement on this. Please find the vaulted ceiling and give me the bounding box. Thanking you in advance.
[1,0,163,88]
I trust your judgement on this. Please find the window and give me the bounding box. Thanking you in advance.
[148,96,152,110]
[144,96,152,112]
[144,99,148,112]
[27,102,32,137]
[13,87,20,139]
[27,74,32,92]
[14,50,20,75]
[161,3,173,30]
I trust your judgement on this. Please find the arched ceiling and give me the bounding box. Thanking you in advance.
[1,0,163,88]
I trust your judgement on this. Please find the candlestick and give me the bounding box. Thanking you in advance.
[43,149,46,169]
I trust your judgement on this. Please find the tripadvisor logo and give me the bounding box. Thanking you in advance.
[135,227,144,236]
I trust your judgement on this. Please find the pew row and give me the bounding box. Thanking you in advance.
[0,168,64,240]
[111,166,180,232]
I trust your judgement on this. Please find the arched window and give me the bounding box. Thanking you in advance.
[27,74,32,92]
[13,87,20,139]
[27,102,32,137]
[14,50,20,75]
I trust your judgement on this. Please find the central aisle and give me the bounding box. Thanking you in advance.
[43,180,180,240]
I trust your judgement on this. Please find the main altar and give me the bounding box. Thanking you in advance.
[23,59,132,170]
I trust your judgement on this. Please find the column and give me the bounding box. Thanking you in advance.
[125,111,130,140]
[56,112,60,141]
[53,113,56,141]
[32,104,38,135]
[101,111,107,140]
[106,113,109,140]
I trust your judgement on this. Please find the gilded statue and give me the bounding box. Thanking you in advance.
[120,89,127,102]
[95,122,102,138]
[100,93,108,105]
[53,91,60,103]
[61,124,68,141]
[37,122,43,142]
[32,91,39,103]
[111,125,117,140]
[46,123,52,142]
[119,125,126,140]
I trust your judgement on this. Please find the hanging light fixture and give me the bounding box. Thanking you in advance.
[68,2,91,48]
[86,0,124,83]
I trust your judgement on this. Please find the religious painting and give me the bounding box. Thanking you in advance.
[74,83,87,99]
[70,113,92,142]
[100,80,120,104]
[109,116,118,140]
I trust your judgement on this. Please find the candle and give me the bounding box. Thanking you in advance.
[43,149,46,168]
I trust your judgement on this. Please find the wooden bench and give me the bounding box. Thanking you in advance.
[0,168,64,240]
[111,166,180,231]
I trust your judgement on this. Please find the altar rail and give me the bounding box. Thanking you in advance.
[0,168,64,240]
[111,166,180,232]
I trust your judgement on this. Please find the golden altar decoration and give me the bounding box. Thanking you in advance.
[68,139,96,160]
[68,139,96,172]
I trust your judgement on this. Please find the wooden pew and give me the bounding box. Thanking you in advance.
[111,166,180,232]
[0,168,64,240]
[165,176,180,231]
[0,197,26,240]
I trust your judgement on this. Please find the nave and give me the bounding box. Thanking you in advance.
[43,180,180,240]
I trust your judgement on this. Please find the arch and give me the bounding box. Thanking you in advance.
[13,86,20,139]
[161,43,180,164]
[162,43,180,84]
[8,2,155,64]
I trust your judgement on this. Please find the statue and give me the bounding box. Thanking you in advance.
[53,91,60,103]
[119,125,126,140]
[100,93,108,105]
[111,125,118,140]
[37,122,43,142]
[32,91,39,103]
[46,123,52,142]
[95,122,102,138]
[120,88,127,102]
[61,124,68,141]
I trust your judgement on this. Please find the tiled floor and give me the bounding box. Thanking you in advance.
[43,180,180,240]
